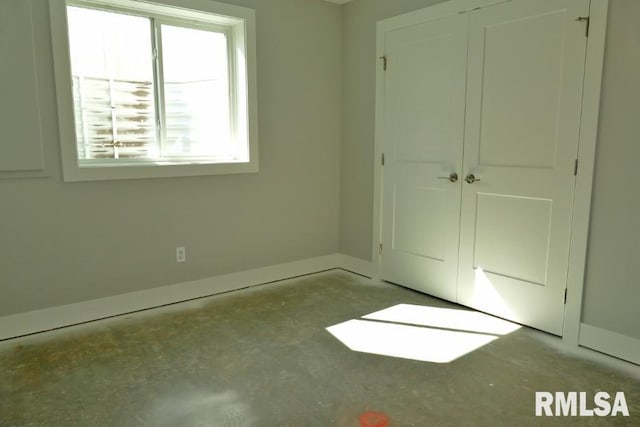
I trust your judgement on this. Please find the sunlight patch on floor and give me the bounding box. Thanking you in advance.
[327,304,521,363]
[363,303,521,335]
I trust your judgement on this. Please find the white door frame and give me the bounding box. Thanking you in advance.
[372,0,609,345]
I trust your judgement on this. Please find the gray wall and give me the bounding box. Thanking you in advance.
[340,0,640,340]
[0,0,342,317]
[581,0,640,340]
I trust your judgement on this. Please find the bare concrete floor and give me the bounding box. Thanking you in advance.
[1,270,638,426]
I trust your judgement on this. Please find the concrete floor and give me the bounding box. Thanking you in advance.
[1,270,638,426]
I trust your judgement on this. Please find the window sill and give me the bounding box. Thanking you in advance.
[62,160,259,182]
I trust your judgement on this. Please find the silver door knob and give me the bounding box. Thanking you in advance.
[465,173,480,184]
[438,173,458,183]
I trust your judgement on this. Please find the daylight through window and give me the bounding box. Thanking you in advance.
[52,0,257,181]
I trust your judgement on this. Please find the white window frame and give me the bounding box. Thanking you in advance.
[50,0,258,181]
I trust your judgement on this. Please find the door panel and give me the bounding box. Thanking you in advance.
[457,0,589,335]
[478,9,568,169]
[392,186,448,261]
[392,36,461,163]
[381,13,468,301]
[473,193,553,286]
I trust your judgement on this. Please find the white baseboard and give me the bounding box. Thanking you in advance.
[0,254,338,341]
[336,254,373,278]
[579,323,640,365]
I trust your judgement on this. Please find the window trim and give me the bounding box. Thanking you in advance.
[50,0,258,181]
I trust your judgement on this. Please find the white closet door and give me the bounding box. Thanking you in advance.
[380,13,468,301]
[457,0,589,334]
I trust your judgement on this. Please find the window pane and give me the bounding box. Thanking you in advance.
[161,25,231,157]
[67,6,157,160]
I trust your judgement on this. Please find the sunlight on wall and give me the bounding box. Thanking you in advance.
[327,304,521,364]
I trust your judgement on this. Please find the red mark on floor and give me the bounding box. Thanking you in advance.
[359,411,389,427]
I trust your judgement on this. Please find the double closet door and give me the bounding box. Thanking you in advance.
[379,0,590,335]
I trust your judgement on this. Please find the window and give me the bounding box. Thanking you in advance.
[50,0,258,181]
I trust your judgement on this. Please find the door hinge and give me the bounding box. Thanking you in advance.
[574,159,579,176]
[379,243,383,255]
[379,55,387,71]
[576,16,590,38]
[381,153,385,166]
[564,288,568,304]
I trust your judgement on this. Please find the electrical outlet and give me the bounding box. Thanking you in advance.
[176,246,186,263]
